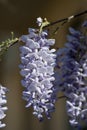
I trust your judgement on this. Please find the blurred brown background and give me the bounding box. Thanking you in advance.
[0,0,87,130]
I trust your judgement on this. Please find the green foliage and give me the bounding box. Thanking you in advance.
[0,32,18,57]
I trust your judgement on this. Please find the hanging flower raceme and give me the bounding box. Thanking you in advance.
[19,19,57,120]
[56,21,87,128]
[0,85,8,128]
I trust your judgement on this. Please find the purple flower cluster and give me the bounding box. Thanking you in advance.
[0,85,8,128]
[19,28,57,120]
[57,21,87,127]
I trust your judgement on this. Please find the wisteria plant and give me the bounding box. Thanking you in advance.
[0,10,87,130]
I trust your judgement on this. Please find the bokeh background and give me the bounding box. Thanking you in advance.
[0,0,87,130]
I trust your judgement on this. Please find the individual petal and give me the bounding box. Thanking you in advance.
[19,46,32,54]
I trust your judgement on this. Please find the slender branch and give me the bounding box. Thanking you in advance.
[44,10,87,28]
[8,38,19,48]
[52,20,67,35]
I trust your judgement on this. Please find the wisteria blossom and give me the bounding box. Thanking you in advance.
[19,26,57,120]
[56,21,87,128]
[0,85,8,128]
[0,9,87,130]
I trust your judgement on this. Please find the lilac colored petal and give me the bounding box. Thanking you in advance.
[0,85,8,128]
[56,22,87,127]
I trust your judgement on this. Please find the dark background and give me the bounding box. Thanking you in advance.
[0,0,87,130]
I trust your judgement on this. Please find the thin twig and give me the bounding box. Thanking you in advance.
[44,10,87,28]
[8,38,19,47]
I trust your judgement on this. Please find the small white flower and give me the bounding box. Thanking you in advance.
[37,17,43,26]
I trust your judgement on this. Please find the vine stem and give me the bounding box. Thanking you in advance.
[8,38,19,47]
[44,10,87,28]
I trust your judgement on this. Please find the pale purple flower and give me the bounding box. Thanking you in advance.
[19,27,57,120]
[56,22,87,128]
[82,20,87,27]
[0,85,8,128]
